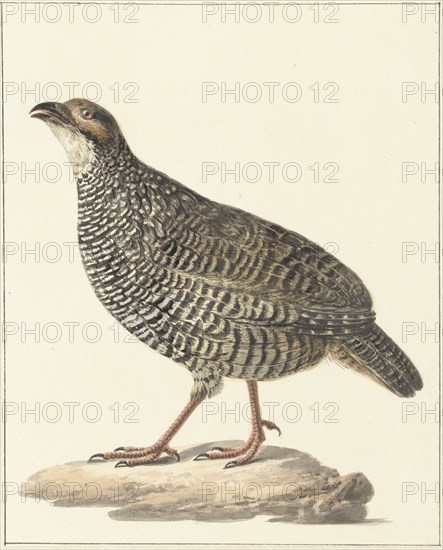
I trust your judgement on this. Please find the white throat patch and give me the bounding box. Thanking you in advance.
[48,123,96,174]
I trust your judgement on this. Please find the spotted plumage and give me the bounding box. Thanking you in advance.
[30,99,423,468]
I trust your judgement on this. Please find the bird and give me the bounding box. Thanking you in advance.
[30,99,423,469]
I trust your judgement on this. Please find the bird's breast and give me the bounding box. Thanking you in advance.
[77,194,149,306]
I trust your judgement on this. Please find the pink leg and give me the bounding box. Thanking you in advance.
[194,380,281,469]
[88,395,205,467]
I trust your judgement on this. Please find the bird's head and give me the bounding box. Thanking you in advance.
[30,98,125,171]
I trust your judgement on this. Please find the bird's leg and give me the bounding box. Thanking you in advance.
[88,395,205,467]
[194,380,281,468]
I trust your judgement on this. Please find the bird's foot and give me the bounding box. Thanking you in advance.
[88,443,179,468]
[194,419,281,468]
[194,433,265,468]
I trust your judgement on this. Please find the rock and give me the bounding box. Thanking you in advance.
[21,441,374,523]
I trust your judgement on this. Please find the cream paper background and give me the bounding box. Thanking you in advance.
[1,2,440,547]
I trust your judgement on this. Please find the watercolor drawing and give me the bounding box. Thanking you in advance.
[26,98,423,522]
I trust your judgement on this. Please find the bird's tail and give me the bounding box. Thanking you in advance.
[330,323,423,398]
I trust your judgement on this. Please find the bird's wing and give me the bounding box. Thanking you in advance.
[134,176,374,339]
[114,174,378,378]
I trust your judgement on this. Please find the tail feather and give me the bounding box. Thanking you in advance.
[330,324,423,398]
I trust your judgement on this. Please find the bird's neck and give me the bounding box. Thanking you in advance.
[74,139,138,202]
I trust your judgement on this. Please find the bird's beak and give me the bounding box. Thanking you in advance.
[30,102,69,124]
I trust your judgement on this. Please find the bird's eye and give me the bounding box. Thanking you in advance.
[80,109,94,120]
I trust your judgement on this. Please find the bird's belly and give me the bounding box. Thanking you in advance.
[219,331,329,381]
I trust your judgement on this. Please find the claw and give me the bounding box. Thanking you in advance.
[262,420,282,437]
[171,451,180,463]
[224,460,238,469]
[114,446,125,452]
[194,452,210,461]
[88,453,105,462]
[115,460,129,468]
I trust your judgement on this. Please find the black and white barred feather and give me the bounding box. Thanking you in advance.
[75,135,422,399]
